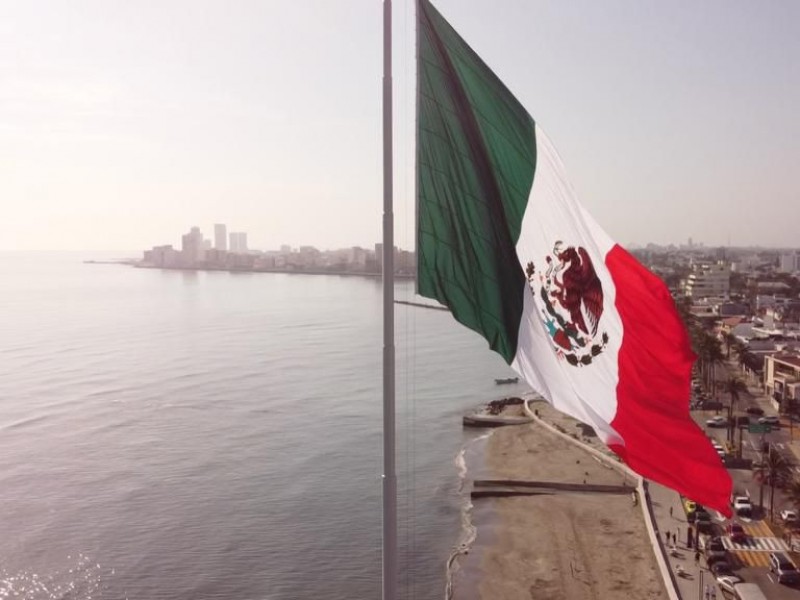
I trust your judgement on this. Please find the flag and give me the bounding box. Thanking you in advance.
[416,0,732,515]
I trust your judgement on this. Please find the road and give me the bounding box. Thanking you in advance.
[690,360,800,599]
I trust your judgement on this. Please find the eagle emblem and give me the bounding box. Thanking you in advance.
[525,241,608,366]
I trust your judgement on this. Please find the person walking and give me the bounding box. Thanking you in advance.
[695,550,701,565]
[711,586,717,600]
[670,506,673,518]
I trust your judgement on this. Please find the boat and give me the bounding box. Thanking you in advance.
[494,377,519,385]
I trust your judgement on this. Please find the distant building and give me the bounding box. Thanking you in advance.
[214,224,228,251]
[181,227,205,264]
[684,262,730,299]
[143,244,181,267]
[765,352,800,414]
[229,232,248,254]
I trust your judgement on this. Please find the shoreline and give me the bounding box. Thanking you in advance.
[83,259,417,279]
[450,397,667,600]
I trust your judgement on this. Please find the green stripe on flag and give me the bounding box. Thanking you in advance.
[416,0,537,363]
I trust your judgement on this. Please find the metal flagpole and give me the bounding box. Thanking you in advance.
[381,0,397,599]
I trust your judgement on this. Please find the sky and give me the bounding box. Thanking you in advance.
[1,0,798,252]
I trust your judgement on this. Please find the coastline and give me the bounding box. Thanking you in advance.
[451,397,668,600]
[83,259,417,279]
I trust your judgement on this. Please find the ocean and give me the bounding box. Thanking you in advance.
[0,253,523,600]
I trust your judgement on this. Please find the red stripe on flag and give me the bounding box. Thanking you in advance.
[605,244,732,516]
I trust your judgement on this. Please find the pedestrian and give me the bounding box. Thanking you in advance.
[705,584,710,600]
[711,587,716,600]
[670,506,673,518]
[673,532,677,546]
[695,550,700,565]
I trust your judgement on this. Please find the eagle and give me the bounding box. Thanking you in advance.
[549,241,604,337]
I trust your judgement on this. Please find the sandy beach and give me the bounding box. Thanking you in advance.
[453,398,669,600]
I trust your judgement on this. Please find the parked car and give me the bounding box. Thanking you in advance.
[781,510,799,525]
[759,416,780,426]
[769,552,800,584]
[735,415,750,427]
[701,401,724,411]
[707,552,729,567]
[746,406,764,416]
[716,575,744,595]
[727,522,746,543]
[710,561,734,576]
[696,512,714,533]
[733,496,753,517]
[706,416,728,428]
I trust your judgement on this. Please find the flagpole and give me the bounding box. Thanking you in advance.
[381,0,397,599]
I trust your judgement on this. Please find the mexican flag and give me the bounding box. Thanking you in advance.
[416,0,732,515]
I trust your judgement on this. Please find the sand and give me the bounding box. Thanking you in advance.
[453,399,669,600]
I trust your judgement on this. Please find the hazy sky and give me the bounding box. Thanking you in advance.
[2,1,798,252]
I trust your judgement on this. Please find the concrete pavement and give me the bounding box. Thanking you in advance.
[648,481,722,600]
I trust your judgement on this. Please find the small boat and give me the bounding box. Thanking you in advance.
[494,377,519,385]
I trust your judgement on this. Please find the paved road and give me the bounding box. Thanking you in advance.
[651,360,800,599]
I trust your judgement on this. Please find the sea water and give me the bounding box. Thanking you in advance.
[0,253,523,600]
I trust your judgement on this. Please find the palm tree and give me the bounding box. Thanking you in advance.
[754,448,793,520]
[702,338,725,402]
[722,331,738,360]
[722,376,748,444]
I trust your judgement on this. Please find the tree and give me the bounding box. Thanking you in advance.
[699,336,725,401]
[722,331,738,360]
[722,376,748,443]
[754,448,793,520]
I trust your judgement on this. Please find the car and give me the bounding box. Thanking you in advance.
[696,513,714,533]
[769,552,800,584]
[735,415,750,427]
[759,416,780,426]
[706,416,728,428]
[746,406,765,416]
[707,552,729,566]
[701,401,724,411]
[727,522,746,542]
[710,561,734,576]
[733,496,753,517]
[781,509,799,525]
[716,575,744,594]
[683,500,706,523]
[700,535,724,550]
[704,538,727,562]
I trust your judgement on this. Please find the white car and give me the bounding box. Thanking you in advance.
[706,416,727,428]
[733,496,753,517]
[781,509,799,524]
[759,416,780,426]
[716,575,743,594]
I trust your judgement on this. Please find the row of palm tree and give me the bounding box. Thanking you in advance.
[674,300,758,445]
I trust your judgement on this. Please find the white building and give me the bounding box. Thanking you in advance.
[214,224,228,251]
[181,226,205,264]
[684,262,730,299]
[229,232,248,254]
[779,252,800,274]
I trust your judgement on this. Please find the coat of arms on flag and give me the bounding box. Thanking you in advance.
[525,242,608,366]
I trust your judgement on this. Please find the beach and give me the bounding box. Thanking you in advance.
[453,398,669,600]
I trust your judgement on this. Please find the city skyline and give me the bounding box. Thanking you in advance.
[2,1,799,251]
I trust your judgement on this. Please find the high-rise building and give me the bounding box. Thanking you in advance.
[229,232,248,254]
[214,224,228,251]
[181,226,205,264]
[779,252,800,274]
